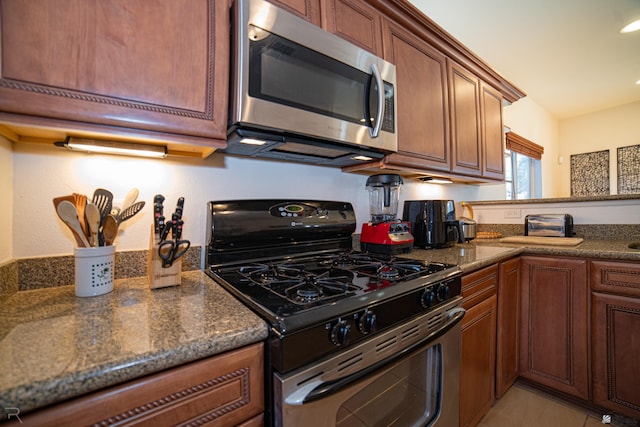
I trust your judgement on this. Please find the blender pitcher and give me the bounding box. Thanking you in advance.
[366,174,403,224]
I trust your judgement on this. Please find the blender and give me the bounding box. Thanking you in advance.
[360,174,414,254]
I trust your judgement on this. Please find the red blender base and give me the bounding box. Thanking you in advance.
[360,221,414,255]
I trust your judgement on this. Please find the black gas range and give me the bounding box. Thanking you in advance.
[205,200,462,373]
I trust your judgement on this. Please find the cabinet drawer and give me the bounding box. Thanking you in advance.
[591,260,640,297]
[461,264,498,310]
[22,343,264,427]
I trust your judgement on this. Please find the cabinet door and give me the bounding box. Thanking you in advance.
[0,0,229,145]
[480,83,505,180]
[22,343,264,426]
[460,295,497,427]
[592,292,640,420]
[267,0,322,25]
[520,256,589,400]
[322,0,383,56]
[496,257,520,399]
[448,61,482,177]
[380,19,450,172]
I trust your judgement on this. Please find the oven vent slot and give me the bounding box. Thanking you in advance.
[337,353,364,372]
[401,325,421,341]
[375,337,397,354]
[426,313,443,331]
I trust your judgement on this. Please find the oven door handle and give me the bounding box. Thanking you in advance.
[299,307,466,404]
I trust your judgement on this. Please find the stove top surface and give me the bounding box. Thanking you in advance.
[209,251,460,329]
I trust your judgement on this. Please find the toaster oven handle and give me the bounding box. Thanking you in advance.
[368,63,384,138]
[298,307,466,404]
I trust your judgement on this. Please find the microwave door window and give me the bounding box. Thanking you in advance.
[248,29,368,125]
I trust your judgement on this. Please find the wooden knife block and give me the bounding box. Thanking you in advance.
[147,225,182,289]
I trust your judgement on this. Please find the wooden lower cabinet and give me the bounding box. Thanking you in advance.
[22,343,264,427]
[592,293,640,420]
[461,295,497,427]
[460,264,498,427]
[591,259,640,420]
[496,257,520,398]
[519,256,589,400]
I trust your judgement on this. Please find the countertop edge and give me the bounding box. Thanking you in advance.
[0,271,270,414]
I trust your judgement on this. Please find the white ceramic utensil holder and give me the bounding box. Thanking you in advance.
[74,245,115,297]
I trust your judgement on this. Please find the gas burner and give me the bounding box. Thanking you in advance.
[377,265,400,279]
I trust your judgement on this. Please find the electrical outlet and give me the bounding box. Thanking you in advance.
[504,208,521,219]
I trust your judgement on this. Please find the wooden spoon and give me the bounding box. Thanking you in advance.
[85,202,101,247]
[122,188,139,211]
[102,214,119,246]
[56,200,91,247]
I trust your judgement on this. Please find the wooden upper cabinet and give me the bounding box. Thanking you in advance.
[322,0,383,56]
[267,0,322,25]
[448,61,482,177]
[0,0,229,156]
[448,61,505,180]
[481,82,505,180]
[379,18,450,172]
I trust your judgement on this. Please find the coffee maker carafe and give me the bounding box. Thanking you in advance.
[402,200,463,249]
[360,174,414,254]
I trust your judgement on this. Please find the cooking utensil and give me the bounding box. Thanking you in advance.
[73,193,88,238]
[53,195,75,211]
[92,189,113,246]
[110,187,139,216]
[85,202,102,247]
[56,200,91,247]
[153,194,165,243]
[122,188,139,211]
[156,196,190,267]
[102,214,119,246]
[117,201,145,224]
[92,188,113,223]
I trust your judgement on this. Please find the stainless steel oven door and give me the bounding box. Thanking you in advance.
[274,301,464,427]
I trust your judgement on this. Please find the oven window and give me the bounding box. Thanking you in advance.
[336,343,442,426]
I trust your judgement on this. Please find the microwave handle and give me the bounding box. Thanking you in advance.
[369,63,384,138]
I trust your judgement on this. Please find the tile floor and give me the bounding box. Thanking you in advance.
[478,383,639,427]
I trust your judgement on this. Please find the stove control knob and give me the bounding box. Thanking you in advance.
[358,311,377,334]
[331,320,351,346]
[421,289,436,308]
[437,284,449,301]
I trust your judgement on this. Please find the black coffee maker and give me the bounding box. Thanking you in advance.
[402,200,463,248]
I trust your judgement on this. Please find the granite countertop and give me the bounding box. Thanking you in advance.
[1,239,638,416]
[0,270,269,414]
[401,239,640,272]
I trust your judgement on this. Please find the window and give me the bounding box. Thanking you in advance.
[504,132,544,200]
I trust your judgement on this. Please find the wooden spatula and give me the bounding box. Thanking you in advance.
[73,193,88,238]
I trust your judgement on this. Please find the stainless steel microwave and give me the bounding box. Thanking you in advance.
[225,0,397,167]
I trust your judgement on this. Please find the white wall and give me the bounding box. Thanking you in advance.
[471,199,640,225]
[12,142,478,259]
[503,97,561,198]
[558,100,640,196]
[1,136,13,263]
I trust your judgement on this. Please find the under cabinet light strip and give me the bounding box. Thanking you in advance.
[55,137,167,158]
